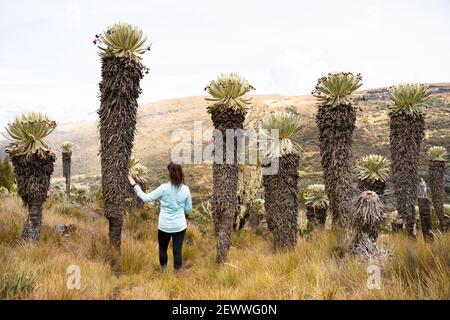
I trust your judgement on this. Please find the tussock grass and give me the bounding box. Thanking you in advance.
[0,272,38,299]
[54,204,86,218]
[0,194,448,300]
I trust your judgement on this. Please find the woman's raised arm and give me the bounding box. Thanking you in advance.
[133,184,165,203]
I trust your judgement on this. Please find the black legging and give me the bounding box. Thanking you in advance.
[158,229,186,270]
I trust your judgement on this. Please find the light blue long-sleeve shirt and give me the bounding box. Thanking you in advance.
[133,182,192,233]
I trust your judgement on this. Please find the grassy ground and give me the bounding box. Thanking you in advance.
[0,195,449,300]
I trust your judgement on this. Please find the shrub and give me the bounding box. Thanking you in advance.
[0,157,15,191]
[0,186,9,196]
[188,209,211,229]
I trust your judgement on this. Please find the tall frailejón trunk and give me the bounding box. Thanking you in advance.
[263,154,300,250]
[429,160,449,231]
[98,57,143,248]
[62,151,72,200]
[10,154,55,241]
[305,206,327,227]
[316,105,356,225]
[316,207,327,226]
[390,113,424,237]
[305,206,316,225]
[22,200,43,241]
[418,197,433,241]
[210,108,245,263]
[417,179,433,240]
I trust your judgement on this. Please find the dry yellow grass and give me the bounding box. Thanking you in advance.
[0,195,448,300]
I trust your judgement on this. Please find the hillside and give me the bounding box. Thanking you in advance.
[1,84,449,193]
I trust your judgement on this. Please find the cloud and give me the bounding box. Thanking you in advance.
[0,0,449,127]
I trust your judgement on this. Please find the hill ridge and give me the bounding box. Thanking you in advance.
[0,83,449,185]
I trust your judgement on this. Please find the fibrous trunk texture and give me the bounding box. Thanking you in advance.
[263,154,300,250]
[358,179,386,196]
[10,154,55,241]
[418,197,433,241]
[247,208,263,233]
[62,151,72,199]
[390,113,424,237]
[316,105,356,225]
[429,160,449,231]
[98,57,143,248]
[22,201,43,241]
[210,108,246,263]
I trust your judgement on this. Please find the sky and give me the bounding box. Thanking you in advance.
[0,0,449,129]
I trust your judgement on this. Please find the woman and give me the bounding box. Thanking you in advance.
[129,162,192,271]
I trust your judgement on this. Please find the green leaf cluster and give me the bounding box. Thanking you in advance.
[61,141,74,153]
[356,154,390,183]
[313,72,363,107]
[389,83,431,116]
[95,22,150,63]
[302,184,329,209]
[205,73,254,113]
[5,112,56,159]
[427,146,447,162]
[261,112,303,158]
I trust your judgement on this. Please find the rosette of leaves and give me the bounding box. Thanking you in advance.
[5,112,56,159]
[427,146,447,162]
[312,72,363,108]
[94,22,151,64]
[356,154,390,195]
[389,83,431,117]
[304,184,329,209]
[302,184,329,226]
[205,73,255,114]
[261,112,303,158]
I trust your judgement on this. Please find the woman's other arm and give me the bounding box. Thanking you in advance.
[184,188,192,213]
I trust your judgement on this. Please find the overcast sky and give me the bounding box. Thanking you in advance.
[0,0,449,129]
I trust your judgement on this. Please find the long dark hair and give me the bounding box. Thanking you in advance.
[167,162,185,188]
